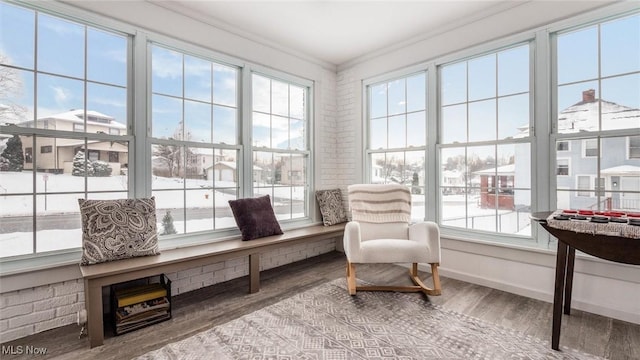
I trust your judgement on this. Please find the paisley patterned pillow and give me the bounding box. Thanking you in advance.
[78,197,160,265]
[315,189,348,226]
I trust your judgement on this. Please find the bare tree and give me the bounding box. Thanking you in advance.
[0,54,28,123]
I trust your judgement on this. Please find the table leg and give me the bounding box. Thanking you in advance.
[552,240,568,351]
[564,247,575,315]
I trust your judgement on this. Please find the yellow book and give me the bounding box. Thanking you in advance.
[117,287,167,307]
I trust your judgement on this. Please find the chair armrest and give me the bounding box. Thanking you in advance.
[343,221,362,262]
[409,221,441,264]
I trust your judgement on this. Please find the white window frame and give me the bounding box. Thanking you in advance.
[576,175,593,197]
[0,1,317,272]
[557,158,571,176]
[247,67,314,227]
[628,135,640,159]
[557,140,570,152]
[436,41,534,241]
[363,64,429,221]
[0,1,135,270]
[582,138,598,158]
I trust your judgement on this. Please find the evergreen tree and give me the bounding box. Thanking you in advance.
[411,172,421,194]
[72,151,94,176]
[161,210,177,235]
[0,135,24,171]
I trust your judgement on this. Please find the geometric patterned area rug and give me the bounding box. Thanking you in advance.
[135,279,602,360]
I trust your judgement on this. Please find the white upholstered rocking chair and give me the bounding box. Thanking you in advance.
[343,183,442,296]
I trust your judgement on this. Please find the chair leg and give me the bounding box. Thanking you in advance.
[346,261,357,295]
[430,263,442,296]
[409,263,442,296]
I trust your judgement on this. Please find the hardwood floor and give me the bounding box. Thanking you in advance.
[2,251,639,359]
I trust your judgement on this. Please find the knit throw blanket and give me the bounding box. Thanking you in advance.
[546,210,640,239]
[348,184,411,223]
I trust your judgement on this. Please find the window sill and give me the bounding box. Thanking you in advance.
[0,219,323,291]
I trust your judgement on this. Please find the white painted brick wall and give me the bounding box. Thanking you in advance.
[335,68,358,211]
[0,238,337,343]
[0,279,84,343]
[317,69,339,190]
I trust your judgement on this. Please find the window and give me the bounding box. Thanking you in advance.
[150,43,240,235]
[439,44,532,236]
[24,147,33,163]
[366,71,427,219]
[583,139,598,157]
[629,136,640,159]
[88,150,99,161]
[0,2,130,258]
[557,141,569,151]
[252,73,310,221]
[554,14,640,211]
[557,159,570,176]
[577,176,591,196]
[0,2,317,265]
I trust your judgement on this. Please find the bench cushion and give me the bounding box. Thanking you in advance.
[78,197,160,265]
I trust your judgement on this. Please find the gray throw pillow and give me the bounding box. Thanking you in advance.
[229,195,283,241]
[78,197,160,265]
[315,189,347,226]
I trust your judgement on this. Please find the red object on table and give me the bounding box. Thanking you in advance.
[563,209,577,214]
[604,211,625,217]
[578,210,594,215]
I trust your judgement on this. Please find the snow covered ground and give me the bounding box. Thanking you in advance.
[0,171,530,258]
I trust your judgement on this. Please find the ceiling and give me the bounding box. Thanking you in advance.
[150,1,525,66]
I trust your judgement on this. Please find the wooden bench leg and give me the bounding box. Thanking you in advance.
[249,253,260,294]
[84,279,104,348]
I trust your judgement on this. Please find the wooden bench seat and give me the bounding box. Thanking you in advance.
[80,223,346,348]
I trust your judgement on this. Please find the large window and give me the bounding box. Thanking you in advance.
[554,14,640,211]
[439,44,532,236]
[0,2,316,264]
[252,73,310,220]
[150,44,240,235]
[0,2,130,258]
[365,72,427,220]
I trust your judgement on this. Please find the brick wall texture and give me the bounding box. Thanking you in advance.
[0,238,337,343]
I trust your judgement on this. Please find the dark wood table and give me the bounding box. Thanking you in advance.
[531,211,640,350]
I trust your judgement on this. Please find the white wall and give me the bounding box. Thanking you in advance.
[335,0,640,325]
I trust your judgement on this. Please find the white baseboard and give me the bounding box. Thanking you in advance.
[434,266,640,325]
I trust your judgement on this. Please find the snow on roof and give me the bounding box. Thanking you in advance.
[442,170,462,178]
[557,99,640,133]
[474,164,515,175]
[206,161,262,171]
[600,165,640,175]
[516,91,639,137]
[33,109,127,129]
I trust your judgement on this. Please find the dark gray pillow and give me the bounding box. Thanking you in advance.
[78,197,160,265]
[315,189,347,226]
[229,195,283,241]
